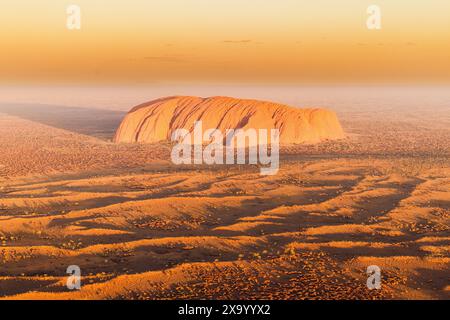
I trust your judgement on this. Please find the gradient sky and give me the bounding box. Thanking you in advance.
[1,0,450,84]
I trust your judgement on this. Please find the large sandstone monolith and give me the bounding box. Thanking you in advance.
[114,96,344,144]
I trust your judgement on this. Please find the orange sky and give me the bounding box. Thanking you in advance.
[1,0,450,84]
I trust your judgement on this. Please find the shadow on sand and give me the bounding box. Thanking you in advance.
[0,103,126,140]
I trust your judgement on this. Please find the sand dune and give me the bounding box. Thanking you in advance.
[114,96,345,144]
[0,160,448,299]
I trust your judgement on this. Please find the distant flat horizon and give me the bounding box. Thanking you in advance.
[1,84,449,113]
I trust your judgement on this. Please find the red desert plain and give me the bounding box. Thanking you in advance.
[0,86,448,300]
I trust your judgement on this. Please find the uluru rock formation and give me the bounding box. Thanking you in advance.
[114,96,345,144]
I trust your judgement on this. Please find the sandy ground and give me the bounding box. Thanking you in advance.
[0,92,448,300]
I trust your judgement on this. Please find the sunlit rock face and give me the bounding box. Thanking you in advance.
[114,96,345,144]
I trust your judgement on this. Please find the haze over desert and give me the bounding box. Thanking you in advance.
[0,86,448,300]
